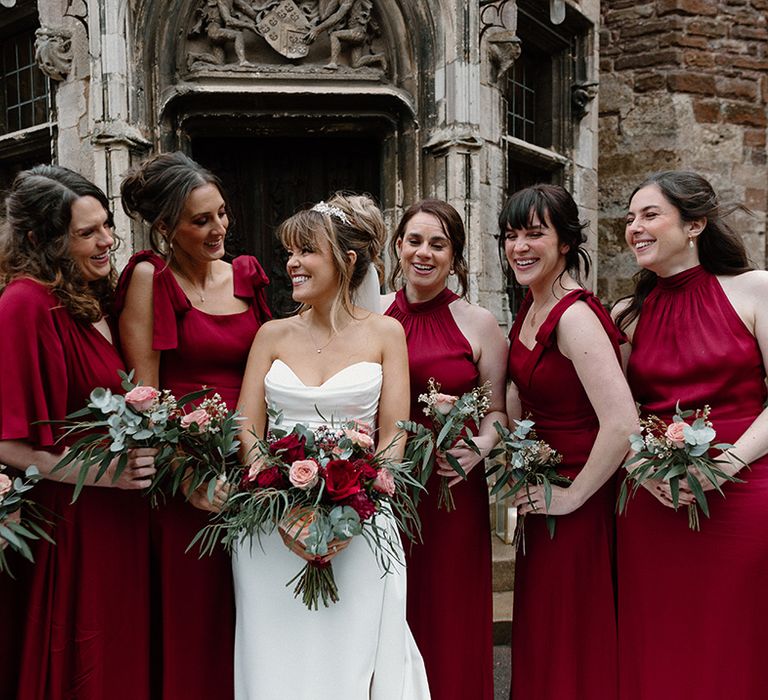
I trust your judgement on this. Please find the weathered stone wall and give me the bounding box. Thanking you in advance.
[598,0,768,303]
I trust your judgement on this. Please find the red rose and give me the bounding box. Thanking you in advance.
[255,466,287,489]
[352,459,378,481]
[269,433,306,463]
[346,491,376,520]
[324,459,363,501]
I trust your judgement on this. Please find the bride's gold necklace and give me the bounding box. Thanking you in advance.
[305,318,351,354]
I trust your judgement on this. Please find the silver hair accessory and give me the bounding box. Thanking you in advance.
[311,201,350,225]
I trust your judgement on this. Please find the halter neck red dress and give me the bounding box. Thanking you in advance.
[619,266,768,700]
[0,278,151,700]
[506,288,622,700]
[385,287,494,700]
[115,251,270,700]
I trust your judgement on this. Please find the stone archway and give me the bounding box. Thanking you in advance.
[127,0,438,305]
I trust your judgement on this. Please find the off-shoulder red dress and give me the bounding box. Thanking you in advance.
[385,287,494,700]
[0,278,151,700]
[506,289,621,700]
[618,266,768,699]
[115,251,270,700]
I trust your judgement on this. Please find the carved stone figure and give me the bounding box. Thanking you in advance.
[187,0,260,68]
[34,26,73,81]
[487,27,521,82]
[306,0,386,72]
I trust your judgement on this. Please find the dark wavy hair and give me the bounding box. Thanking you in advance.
[0,164,116,322]
[497,183,591,286]
[614,170,752,332]
[388,198,469,297]
[120,151,226,256]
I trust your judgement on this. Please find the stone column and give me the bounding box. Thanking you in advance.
[36,0,151,268]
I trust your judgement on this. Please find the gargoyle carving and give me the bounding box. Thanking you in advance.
[34,26,73,81]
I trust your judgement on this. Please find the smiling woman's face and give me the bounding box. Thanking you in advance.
[68,195,114,281]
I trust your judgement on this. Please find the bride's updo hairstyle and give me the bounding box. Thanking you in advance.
[277,192,385,320]
[121,151,226,256]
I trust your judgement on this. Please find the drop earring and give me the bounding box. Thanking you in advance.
[688,236,694,249]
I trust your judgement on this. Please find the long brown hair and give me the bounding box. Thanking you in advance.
[0,165,116,322]
[615,170,752,332]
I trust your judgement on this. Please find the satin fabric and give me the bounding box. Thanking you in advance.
[232,359,430,700]
[507,288,622,700]
[114,252,270,700]
[386,287,494,700]
[619,266,768,700]
[0,279,151,700]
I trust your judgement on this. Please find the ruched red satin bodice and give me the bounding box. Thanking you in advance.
[507,288,622,700]
[619,266,768,700]
[0,279,150,700]
[115,251,270,700]
[386,287,494,700]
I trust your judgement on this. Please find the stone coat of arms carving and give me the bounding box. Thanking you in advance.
[257,0,311,59]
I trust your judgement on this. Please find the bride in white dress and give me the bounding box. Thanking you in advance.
[233,194,430,700]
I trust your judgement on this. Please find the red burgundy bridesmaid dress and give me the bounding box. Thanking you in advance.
[506,289,621,700]
[385,286,494,700]
[115,251,270,700]
[0,278,151,700]
[619,265,768,699]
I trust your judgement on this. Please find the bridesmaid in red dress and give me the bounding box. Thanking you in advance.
[614,171,768,700]
[383,199,507,700]
[115,152,270,700]
[0,166,155,700]
[501,185,637,700]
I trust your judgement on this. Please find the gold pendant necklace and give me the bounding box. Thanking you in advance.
[306,324,337,353]
[174,267,208,304]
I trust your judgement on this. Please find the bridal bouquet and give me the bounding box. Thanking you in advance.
[487,419,569,552]
[192,412,422,610]
[52,371,237,503]
[0,465,54,576]
[398,378,492,512]
[618,403,741,530]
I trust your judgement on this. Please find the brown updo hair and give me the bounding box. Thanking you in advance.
[0,164,116,322]
[388,198,469,296]
[277,192,385,323]
[120,151,226,255]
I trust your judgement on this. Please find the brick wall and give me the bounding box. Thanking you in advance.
[598,0,768,302]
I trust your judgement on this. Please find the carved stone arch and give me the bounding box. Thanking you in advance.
[127,0,441,308]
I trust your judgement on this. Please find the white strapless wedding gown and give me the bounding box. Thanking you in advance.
[232,359,430,700]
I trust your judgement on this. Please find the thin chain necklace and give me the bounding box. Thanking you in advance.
[174,265,210,304]
[305,317,349,353]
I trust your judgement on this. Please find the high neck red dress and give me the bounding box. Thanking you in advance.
[385,286,494,700]
[115,251,270,700]
[0,278,151,700]
[619,265,768,699]
[506,288,621,700]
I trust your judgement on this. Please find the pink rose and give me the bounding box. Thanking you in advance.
[343,428,374,450]
[180,408,211,432]
[665,421,688,448]
[0,473,12,501]
[124,385,160,412]
[289,459,320,490]
[372,467,395,496]
[433,393,459,416]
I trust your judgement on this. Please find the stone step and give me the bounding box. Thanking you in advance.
[491,535,515,593]
[492,590,513,645]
